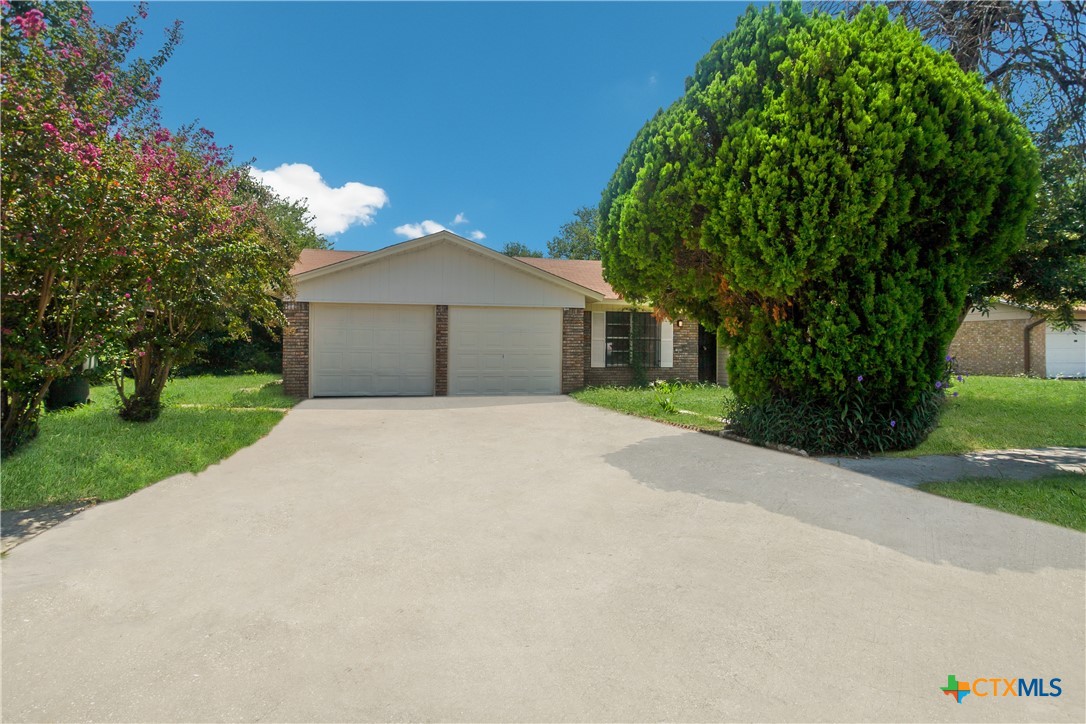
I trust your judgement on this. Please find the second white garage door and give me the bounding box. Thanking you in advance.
[310,304,434,396]
[1046,325,1086,378]
[449,307,561,395]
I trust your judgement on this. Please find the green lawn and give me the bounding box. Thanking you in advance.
[1,374,296,511]
[920,474,1086,532]
[571,383,734,431]
[891,376,1086,457]
[572,376,1085,455]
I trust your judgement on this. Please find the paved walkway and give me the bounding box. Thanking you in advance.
[819,446,1086,488]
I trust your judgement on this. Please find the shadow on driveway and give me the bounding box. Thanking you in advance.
[605,434,1085,575]
[818,447,1086,488]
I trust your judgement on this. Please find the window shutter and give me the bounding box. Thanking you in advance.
[660,320,674,368]
[591,312,606,368]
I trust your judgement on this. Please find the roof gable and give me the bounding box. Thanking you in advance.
[291,231,603,306]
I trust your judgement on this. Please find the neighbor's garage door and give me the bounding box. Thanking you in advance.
[310,304,434,396]
[449,307,561,395]
[1046,325,1086,378]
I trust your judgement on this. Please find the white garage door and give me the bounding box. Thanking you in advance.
[310,304,434,396]
[1046,325,1086,378]
[449,307,561,395]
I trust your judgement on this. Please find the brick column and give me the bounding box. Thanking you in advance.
[283,301,309,398]
[561,308,585,393]
[672,320,699,382]
[435,305,449,396]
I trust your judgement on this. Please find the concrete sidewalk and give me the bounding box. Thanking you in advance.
[818,446,1086,487]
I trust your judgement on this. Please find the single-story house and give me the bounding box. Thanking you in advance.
[283,230,724,398]
[948,301,1086,378]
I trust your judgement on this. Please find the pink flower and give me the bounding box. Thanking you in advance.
[152,127,171,144]
[124,292,132,299]
[93,72,114,90]
[12,9,46,39]
[41,122,58,135]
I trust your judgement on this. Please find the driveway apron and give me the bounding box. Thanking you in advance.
[3,397,1083,722]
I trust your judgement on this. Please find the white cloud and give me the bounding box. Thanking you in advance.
[393,219,448,239]
[469,230,486,241]
[249,163,388,236]
[452,212,468,225]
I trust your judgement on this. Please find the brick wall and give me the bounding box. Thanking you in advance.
[435,305,448,396]
[948,317,1045,376]
[282,301,309,398]
[582,311,699,386]
[561,308,585,393]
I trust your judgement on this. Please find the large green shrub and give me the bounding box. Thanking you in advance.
[599,3,1038,453]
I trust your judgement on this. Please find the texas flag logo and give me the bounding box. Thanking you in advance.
[941,675,971,703]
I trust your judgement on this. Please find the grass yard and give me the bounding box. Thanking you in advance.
[573,376,1084,456]
[1,374,296,511]
[892,376,1086,457]
[571,383,734,431]
[920,474,1086,532]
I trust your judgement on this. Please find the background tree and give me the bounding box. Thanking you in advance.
[237,172,329,253]
[110,129,294,420]
[546,206,601,260]
[501,241,542,257]
[821,0,1086,324]
[178,173,328,375]
[0,2,179,451]
[598,4,1038,453]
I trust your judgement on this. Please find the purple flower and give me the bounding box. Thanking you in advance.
[857,375,864,383]
[952,391,959,397]
[935,381,943,389]
[946,354,952,362]
[956,375,963,382]
[890,420,897,428]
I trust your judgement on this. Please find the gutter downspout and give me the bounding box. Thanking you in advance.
[1024,317,1046,376]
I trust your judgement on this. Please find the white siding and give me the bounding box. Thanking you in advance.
[295,240,585,309]
[962,302,1033,322]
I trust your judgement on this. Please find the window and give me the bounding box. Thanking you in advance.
[605,311,660,367]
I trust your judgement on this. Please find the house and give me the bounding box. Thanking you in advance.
[283,230,722,398]
[948,301,1086,378]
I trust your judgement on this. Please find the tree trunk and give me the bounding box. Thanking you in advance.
[117,344,173,422]
[1,381,52,454]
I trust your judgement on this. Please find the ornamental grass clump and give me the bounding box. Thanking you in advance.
[599,3,1038,454]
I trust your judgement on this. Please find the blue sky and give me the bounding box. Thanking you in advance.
[91,1,755,252]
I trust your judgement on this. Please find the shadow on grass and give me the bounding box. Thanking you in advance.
[228,380,296,408]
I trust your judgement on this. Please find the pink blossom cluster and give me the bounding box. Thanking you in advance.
[11,9,46,39]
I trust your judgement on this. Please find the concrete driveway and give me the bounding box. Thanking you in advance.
[2,397,1083,722]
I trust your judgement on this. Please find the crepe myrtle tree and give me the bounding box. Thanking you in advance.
[110,128,295,421]
[598,3,1038,453]
[0,1,179,452]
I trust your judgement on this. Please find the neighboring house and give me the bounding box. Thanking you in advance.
[948,301,1086,378]
[283,231,724,398]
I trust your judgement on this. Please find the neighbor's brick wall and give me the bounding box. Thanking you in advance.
[561,308,585,393]
[435,305,449,396]
[283,301,310,398]
[582,311,699,386]
[948,317,1045,376]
